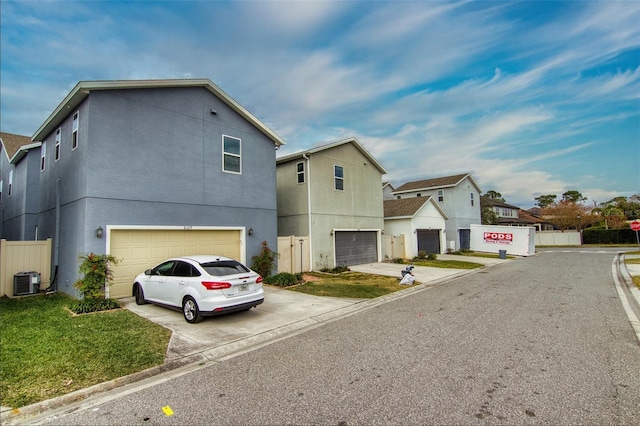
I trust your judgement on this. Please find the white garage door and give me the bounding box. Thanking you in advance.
[335,231,378,267]
[109,229,241,298]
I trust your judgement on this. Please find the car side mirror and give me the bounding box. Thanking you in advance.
[145,269,154,276]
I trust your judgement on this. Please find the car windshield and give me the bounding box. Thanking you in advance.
[200,260,250,276]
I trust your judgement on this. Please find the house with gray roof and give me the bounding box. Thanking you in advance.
[1,79,285,299]
[276,138,386,270]
[392,173,481,250]
[383,196,448,258]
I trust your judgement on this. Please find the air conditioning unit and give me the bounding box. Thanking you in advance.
[13,272,41,296]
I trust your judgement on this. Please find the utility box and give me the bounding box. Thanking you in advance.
[470,225,536,256]
[13,272,42,296]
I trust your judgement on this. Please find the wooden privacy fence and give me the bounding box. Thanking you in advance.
[0,239,52,298]
[383,234,405,260]
[277,236,310,274]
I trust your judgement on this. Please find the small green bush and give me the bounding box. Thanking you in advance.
[74,253,120,300]
[264,272,301,287]
[427,253,438,260]
[251,241,278,279]
[69,298,120,314]
[417,250,427,259]
[393,258,405,264]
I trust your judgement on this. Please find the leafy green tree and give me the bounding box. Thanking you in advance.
[535,194,557,208]
[483,190,505,202]
[480,191,502,224]
[561,190,586,204]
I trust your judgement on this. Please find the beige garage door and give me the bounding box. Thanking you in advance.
[109,229,241,298]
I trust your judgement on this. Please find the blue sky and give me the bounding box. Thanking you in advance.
[1,0,638,208]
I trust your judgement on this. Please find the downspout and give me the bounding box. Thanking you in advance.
[302,153,313,271]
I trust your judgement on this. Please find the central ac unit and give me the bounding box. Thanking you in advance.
[13,272,41,296]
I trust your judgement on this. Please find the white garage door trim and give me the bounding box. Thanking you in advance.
[106,225,246,299]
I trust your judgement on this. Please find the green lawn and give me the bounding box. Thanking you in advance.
[0,293,171,409]
[289,271,414,298]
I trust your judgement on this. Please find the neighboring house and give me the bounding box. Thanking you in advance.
[1,79,285,299]
[0,132,41,240]
[382,181,395,200]
[383,196,449,258]
[484,198,554,230]
[392,173,481,250]
[522,207,557,231]
[276,138,387,270]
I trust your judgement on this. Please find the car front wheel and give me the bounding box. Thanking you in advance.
[133,284,146,305]
[182,296,203,323]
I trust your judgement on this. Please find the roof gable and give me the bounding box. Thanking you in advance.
[384,196,448,219]
[1,132,39,163]
[276,137,387,174]
[484,198,521,210]
[32,79,286,147]
[394,173,481,194]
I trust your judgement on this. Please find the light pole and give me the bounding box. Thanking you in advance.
[299,239,304,274]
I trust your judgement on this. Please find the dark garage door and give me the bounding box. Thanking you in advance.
[335,231,378,266]
[417,229,440,254]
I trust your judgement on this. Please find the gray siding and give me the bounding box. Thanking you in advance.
[28,85,278,297]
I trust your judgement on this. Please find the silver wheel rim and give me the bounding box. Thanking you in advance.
[184,300,195,320]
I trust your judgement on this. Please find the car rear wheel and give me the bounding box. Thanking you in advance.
[182,296,203,323]
[133,284,146,305]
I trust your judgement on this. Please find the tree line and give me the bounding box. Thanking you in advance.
[481,190,640,231]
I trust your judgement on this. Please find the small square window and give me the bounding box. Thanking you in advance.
[222,135,241,174]
[334,165,344,191]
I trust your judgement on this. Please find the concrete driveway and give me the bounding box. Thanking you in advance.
[122,254,506,362]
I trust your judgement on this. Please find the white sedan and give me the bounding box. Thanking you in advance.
[132,255,264,323]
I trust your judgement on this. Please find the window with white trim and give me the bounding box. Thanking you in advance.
[8,170,13,196]
[334,165,344,191]
[437,189,444,202]
[0,179,3,203]
[41,142,46,172]
[296,161,305,184]
[72,112,79,150]
[55,128,61,161]
[470,193,474,206]
[222,135,241,174]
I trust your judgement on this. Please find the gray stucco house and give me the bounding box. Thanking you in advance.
[276,138,387,270]
[1,132,41,241]
[1,79,285,298]
[392,173,481,250]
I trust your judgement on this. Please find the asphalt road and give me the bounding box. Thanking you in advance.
[40,249,640,425]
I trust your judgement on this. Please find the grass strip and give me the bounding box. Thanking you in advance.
[0,293,171,408]
[288,271,415,298]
